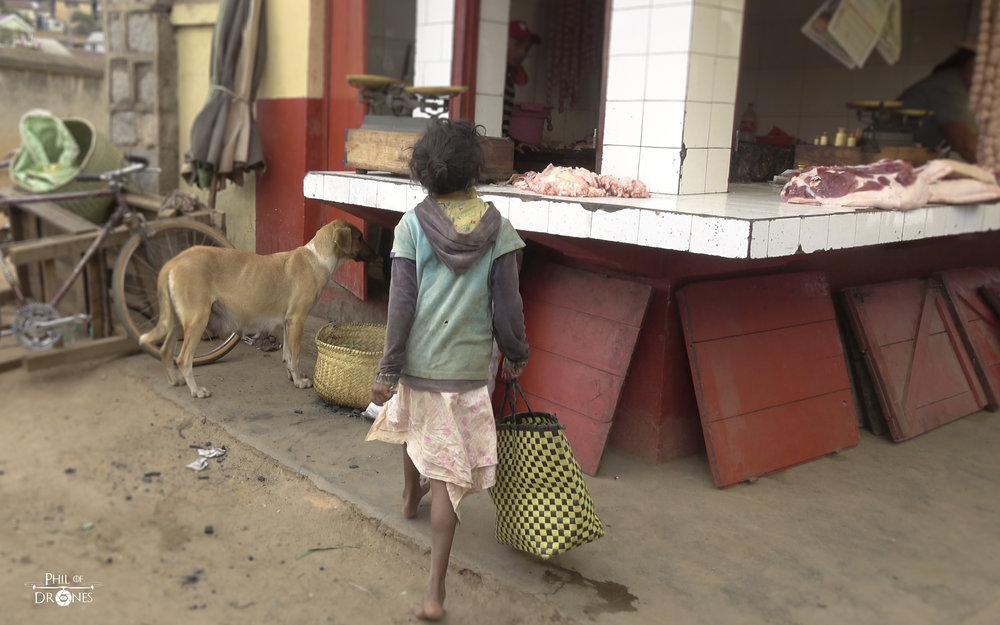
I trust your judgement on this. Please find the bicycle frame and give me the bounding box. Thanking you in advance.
[2,158,239,361]
[0,184,134,311]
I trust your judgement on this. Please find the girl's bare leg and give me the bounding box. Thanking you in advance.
[413,478,456,621]
[402,445,429,518]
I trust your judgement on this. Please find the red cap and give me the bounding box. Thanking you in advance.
[509,20,541,43]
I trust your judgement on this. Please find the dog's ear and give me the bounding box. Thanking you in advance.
[334,225,353,252]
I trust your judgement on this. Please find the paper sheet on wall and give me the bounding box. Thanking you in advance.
[801,0,897,69]
[875,0,901,65]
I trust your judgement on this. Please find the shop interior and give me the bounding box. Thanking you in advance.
[733,0,980,181]
[504,0,605,172]
[364,0,605,173]
[357,0,985,296]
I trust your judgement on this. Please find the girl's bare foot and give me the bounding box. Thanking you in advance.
[411,599,444,621]
[402,476,430,518]
[412,583,445,622]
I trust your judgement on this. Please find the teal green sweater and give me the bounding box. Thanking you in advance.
[390,207,525,382]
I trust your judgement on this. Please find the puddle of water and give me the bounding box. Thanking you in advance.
[543,564,638,614]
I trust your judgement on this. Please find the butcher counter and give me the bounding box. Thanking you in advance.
[303,171,1000,260]
[303,170,1000,471]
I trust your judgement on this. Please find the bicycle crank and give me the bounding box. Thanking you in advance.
[12,302,90,351]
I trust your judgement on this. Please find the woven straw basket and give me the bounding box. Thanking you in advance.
[314,323,386,409]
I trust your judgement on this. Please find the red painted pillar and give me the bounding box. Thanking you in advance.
[254,0,367,255]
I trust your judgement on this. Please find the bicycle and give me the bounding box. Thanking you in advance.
[0,155,241,365]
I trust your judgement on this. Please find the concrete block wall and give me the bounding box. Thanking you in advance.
[0,48,105,155]
[103,0,178,194]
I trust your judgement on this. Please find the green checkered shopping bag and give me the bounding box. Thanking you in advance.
[489,381,604,559]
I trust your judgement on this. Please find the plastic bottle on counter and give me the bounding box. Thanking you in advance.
[738,103,757,143]
[834,127,847,147]
[820,132,829,146]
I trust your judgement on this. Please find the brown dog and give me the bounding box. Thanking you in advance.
[140,219,374,398]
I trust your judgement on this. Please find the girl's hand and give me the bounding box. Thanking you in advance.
[501,359,525,381]
[371,382,395,406]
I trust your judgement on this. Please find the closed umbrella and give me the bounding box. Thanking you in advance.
[182,0,267,208]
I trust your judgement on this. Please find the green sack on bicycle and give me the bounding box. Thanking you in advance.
[10,109,82,193]
[10,109,124,223]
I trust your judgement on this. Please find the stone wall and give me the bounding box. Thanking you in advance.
[0,47,106,157]
[103,0,178,195]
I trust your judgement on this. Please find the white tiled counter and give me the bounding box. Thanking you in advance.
[303,171,1000,260]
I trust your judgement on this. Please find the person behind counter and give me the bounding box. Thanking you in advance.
[898,44,978,163]
[502,20,540,139]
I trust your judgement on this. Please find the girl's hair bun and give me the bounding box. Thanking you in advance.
[429,158,448,183]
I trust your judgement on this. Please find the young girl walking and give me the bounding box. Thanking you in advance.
[366,119,529,621]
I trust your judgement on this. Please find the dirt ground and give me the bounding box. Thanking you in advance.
[0,354,575,625]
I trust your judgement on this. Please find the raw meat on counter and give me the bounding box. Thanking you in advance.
[780,159,1000,210]
[513,164,650,198]
[926,160,1000,204]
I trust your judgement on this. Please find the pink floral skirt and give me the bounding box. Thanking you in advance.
[365,382,497,518]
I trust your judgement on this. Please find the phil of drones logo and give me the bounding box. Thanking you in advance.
[27,572,100,607]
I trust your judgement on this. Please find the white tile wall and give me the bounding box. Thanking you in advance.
[473,0,510,132]
[690,4,719,55]
[767,217,800,256]
[828,212,857,249]
[799,215,830,253]
[476,20,507,97]
[479,0,509,22]
[609,6,650,55]
[604,101,645,146]
[688,215,750,258]
[749,220,769,258]
[603,145,642,180]
[606,55,649,102]
[475,94,504,137]
[644,53,688,101]
[602,0,744,195]
[707,102,735,148]
[638,146,681,194]
[649,4,692,54]
[642,101,685,147]
[638,207,690,251]
[679,147,707,194]
[683,101,711,148]
[704,148,731,192]
[413,0,455,92]
[592,207,642,243]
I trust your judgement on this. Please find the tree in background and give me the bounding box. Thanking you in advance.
[69,10,96,36]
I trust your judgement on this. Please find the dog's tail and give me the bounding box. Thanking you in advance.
[138,266,176,349]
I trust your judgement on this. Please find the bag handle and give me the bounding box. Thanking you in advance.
[502,379,535,424]
[498,380,565,432]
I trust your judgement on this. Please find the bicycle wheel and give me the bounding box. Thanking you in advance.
[111,218,241,365]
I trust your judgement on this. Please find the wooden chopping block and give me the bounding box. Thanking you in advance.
[344,128,514,182]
